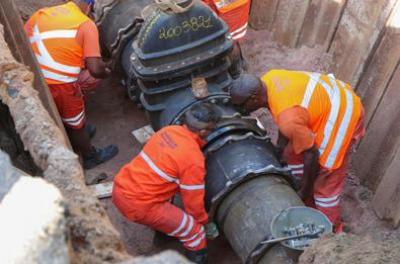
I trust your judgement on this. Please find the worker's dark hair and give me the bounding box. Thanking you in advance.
[184,102,221,131]
[230,74,263,105]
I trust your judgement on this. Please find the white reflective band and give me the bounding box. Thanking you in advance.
[291,169,303,175]
[41,69,78,83]
[168,213,188,236]
[287,164,304,169]
[139,151,179,184]
[231,23,248,35]
[301,73,320,108]
[318,76,341,158]
[232,29,247,40]
[30,29,78,43]
[31,25,81,81]
[36,55,81,75]
[180,184,205,190]
[325,89,354,168]
[187,233,206,248]
[181,227,204,242]
[315,194,339,203]
[179,215,194,238]
[33,25,52,60]
[62,111,84,122]
[315,199,340,208]
[62,111,85,127]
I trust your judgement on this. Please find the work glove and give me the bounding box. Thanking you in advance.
[205,222,219,240]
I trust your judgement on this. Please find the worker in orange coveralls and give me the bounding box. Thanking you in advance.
[24,0,118,169]
[203,0,251,77]
[229,70,365,232]
[112,102,221,264]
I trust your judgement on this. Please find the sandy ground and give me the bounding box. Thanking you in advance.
[12,0,400,261]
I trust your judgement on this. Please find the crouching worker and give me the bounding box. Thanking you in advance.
[112,102,221,263]
[229,71,365,232]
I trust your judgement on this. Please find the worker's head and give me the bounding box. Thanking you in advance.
[184,102,222,139]
[72,0,95,16]
[230,74,267,115]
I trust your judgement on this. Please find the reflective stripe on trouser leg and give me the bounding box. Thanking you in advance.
[139,202,207,251]
[313,155,349,229]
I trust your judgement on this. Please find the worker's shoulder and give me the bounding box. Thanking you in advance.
[78,19,98,33]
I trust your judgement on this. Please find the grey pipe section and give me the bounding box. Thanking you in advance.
[216,176,303,263]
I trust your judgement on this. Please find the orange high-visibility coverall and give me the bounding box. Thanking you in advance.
[262,70,365,232]
[203,0,251,41]
[112,125,208,251]
[24,2,101,129]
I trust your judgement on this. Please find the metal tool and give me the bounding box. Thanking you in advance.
[260,226,324,247]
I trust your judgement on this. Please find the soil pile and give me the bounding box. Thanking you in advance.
[14,0,64,21]
[241,29,333,76]
[299,233,400,264]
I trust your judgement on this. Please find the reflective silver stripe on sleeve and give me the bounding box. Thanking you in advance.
[179,184,205,190]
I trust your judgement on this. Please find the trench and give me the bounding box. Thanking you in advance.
[4,0,400,263]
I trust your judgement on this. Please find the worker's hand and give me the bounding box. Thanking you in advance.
[205,222,219,240]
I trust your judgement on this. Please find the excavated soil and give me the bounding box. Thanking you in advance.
[14,0,64,21]
[13,0,400,262]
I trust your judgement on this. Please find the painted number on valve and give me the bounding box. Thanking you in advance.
[159,16,214,40]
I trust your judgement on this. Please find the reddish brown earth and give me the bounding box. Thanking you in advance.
[13,0,400,261]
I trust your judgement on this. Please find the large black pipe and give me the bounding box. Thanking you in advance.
[97,1,303,262]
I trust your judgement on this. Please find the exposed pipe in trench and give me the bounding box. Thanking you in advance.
[96,1,308,262]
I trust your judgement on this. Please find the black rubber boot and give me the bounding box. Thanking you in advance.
[185,248,208,264]
[83,145,119,170]
[85,124,97,139]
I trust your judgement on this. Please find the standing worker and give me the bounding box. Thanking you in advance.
[203,0,251,76]
[229,70,365,232]
[112,103,221,264]
[24,0,118,169]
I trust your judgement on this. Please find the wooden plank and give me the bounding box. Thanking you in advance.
[0,0,71,149]
[372,146,400,227]
[297,0,347,50]
[249,0,279,30]
[328,0,396,86]
[132,125,155,145]
[356,1,400,125]
[354,64,400,190]
[89,181,113,199]
[271,0,310,48]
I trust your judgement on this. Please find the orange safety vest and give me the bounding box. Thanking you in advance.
[203,0,250,40]
[26,2,90,85]
[262,70,363,170]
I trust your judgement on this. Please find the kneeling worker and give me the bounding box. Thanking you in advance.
[112,102,221,263]
[24,0,118,169]
[230,70,365,232]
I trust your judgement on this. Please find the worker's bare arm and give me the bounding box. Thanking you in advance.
[299,145,319,200]
[85,57,111,79]
[276,131,288,162]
